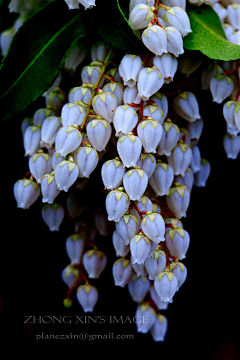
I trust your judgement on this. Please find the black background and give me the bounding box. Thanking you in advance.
[0,71,240,356]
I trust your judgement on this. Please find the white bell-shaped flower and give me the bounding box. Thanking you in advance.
[149,160,174,196]
[123,168,148,201]
[113,104,138,135]
[141,212,165,243]
[165,26,184,57]
[129,0,154,12]
[189,145,201,173]
[154,270,178,303]
[145,249,167,280]
[170,261,187,291]
[68,86,92,104]
[117,134,142,168]
[41,203,65,231]
[137,67,164,101]
[130,233,152,265]
[153,53,178,84]
[130,196,153,222]
[64,40,86,71]
[142,23,168,56]
[128,4,155,30]
[101,158,125,190]
[137,118,163,153]
[41,172,60,204]
[28,151,52,183]
[73,145,99,178]
[151,314,168,342]
[116,214,140,245]
[227,4,240,30]
[23,125,41,156]
[165,227,190,260]
[173,91,201,122]
[76,284,98,313]
[61,264,79,289]
[112,230,130,257]
[81,65,104,87]
[151,92,168,119]
[135,303,157,333]
[143,104,164,124]
[82,248,107,279]
[55,159,79,192]
[123,85,141,107]
[90,41,108,62]
[55,125,82,157]
[118,54,143,88]
[13,179,40,209]
[223,133,240,159]
[112,258,134,287]
[165,217,183,231]
[128,276,151,303]
[103,82,124,106]
[65,233,85,264]
[136,153,156,178]
[164,6,192,36]
[51,151,64,170]
[33,108,55,126]
[92,91,117,122]
[229,29,240,45]
[131,260,148,277]
[186,118,204,145]
[175,167,194,192]
[210,74,234,104]
[61,102,87,127]
[157,119,180,156]
[194,159,211,187]
[150,285,169,310]
[223,100,240,135]
[167,141,192,176]
[40,116,61,149]
[212,2,227,22]
[166,183,190,218]
[105,188,130,222]
[86,119,112,151]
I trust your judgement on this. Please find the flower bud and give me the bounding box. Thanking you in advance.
[130,196,153,222]
[143,104,164,124]
[51,151,64,170]
[116,214,140,245]
[55,159,79,192]
[23,125,41,156]
[40,116,61,149]
[153,53,178,83]
[128,275,151,303]
[210,74,234,104]
[86,119,112,151]
[117,134,142,167]
[64,40,86,71]
[149,160,174,196]
[74,145,99,178]
[194,159,211,187]
[41,172,60,203]
[68,86,92,104]
[150,286,168,310]
[55,125,82,157]
[123,168,148,201]
[189,145,201,173]
[61,102,87,127]
[65,233,85,264]
[131,260,148,277]
[145,249,167,280]
[13,179,40,209]
[112,230,130,257]
[164,6,192,36]
[137,67,164,101]
[186,118,204,144]
[105,188,130,222]
[173,91,201,122]
[137,118,163,153]
[41,203,64,231]
[136,153,156,178]
[92,92,117,122]
[76,284,98,313]
[165,26,184,57]
[33,108,56,126]
[118,54,143,88]
[227,4,240,30]
[112,258,134,287]
[123,85,142,107]
[81,65,104,87]
[175,167,194,192]
[82,248,107,279]
[154,270,178,303]
[151,92,168,119]
[142,24,168,56]
[129,0,154,12]
[135,303,156,333]
[141,212,165,243]
[113,105,138,136]
[28,151,52,183]
[170,261,187,290]
[130,233,152,265]
[150,314,168,342]
[157,119,180,156]
[45,87,66,110]
[166,184,190,218]
[90,41,108,62]
[101,158,125,190]
[103,82,124,106]
[128,4,155,30]
[61,264,79,289]
[167,141,192,176]
[223,133,240,159]
[165,227,190,259]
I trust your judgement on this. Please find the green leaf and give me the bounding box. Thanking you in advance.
[183,5,240,61]
[94,0,145,53]
[0,0,87,123]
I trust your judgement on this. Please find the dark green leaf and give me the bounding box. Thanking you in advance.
[95,0,145,53]
[0,0,87,123]
[183,5,240,61]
